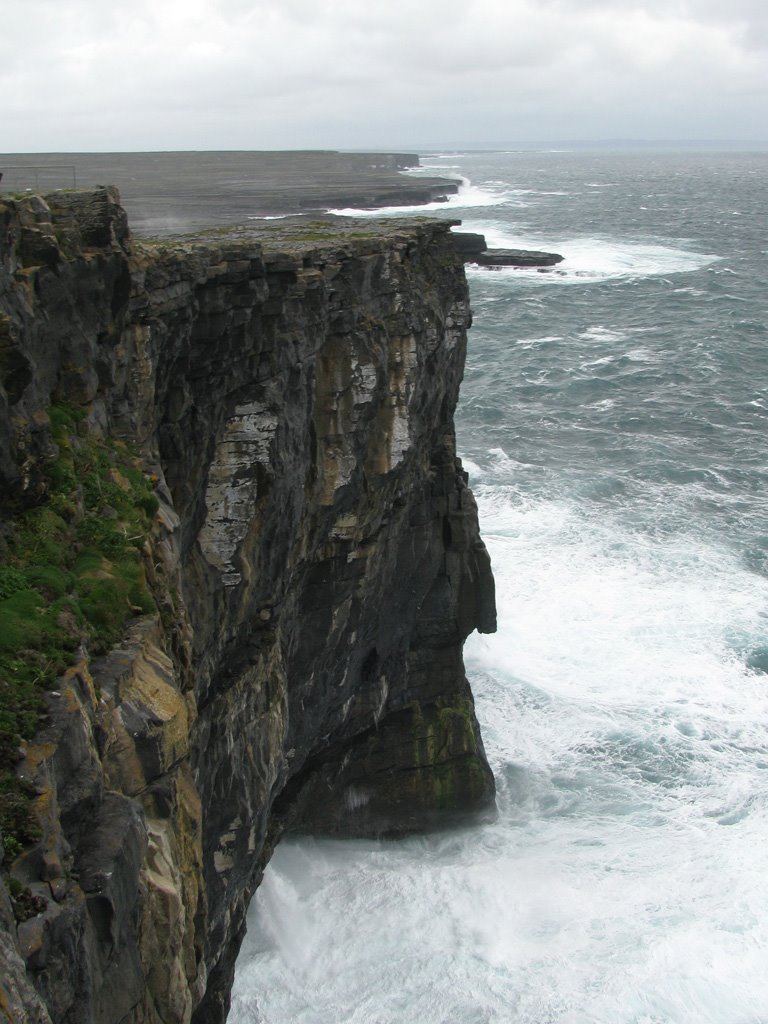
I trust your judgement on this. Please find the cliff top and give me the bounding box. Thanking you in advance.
[1,185,462,279]
[137,212,463,258]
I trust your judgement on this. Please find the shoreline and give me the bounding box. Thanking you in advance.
[0,150,459,237]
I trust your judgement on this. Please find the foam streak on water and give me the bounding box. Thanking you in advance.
[328,177,511,216]
[231,151,768,1024]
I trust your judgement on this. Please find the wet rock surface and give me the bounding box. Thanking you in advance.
[451,228,564,268]
[0,188,495,1023]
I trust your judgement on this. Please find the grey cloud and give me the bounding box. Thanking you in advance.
[1,0,766,151]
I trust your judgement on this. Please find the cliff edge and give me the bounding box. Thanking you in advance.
[0,188,495,1023]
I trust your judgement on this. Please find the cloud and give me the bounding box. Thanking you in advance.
[1,0,767,150]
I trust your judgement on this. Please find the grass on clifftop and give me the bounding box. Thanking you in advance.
[0,405,159,857]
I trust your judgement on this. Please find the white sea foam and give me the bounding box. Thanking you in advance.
[459,456,483,480]
[672,285,708,296]
[577,326,627,344]
[515,334,564,348]
[328,177,510,217]
[232,486,768,1024]
[472,489,768,704]
[508,188,570,197]
[463,225,720,284]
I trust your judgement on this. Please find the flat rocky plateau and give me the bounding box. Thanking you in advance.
[0,150,459,236]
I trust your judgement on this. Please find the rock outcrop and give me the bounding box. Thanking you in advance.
[451,229,564,268]
[0,189,495,1023]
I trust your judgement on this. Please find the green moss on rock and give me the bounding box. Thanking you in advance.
[0,404,160,850]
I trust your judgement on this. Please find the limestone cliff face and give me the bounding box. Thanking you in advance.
[0,189,495,1023]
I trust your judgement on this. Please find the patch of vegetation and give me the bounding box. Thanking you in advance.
[0,404,159,856]
[8,877,48,922]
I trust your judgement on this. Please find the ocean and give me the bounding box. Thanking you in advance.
[230,150,768,1024]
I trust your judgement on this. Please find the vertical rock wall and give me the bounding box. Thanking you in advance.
[0,189,495,1023]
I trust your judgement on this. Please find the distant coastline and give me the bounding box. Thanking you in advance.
[0,150,459,237]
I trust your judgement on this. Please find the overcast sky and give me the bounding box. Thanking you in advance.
[2,0,767,152]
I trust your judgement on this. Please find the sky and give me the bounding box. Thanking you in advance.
[2,0,767,152]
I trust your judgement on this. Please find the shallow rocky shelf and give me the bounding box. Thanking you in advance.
[451,229,564,269]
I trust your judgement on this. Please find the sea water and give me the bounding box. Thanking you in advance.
[230,150,768,1024]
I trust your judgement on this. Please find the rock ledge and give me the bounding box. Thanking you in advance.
[452,229,564,268]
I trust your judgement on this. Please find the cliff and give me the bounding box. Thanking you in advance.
[0,188,495,1023]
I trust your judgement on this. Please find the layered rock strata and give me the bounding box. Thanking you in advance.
[0,189,495,1023]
